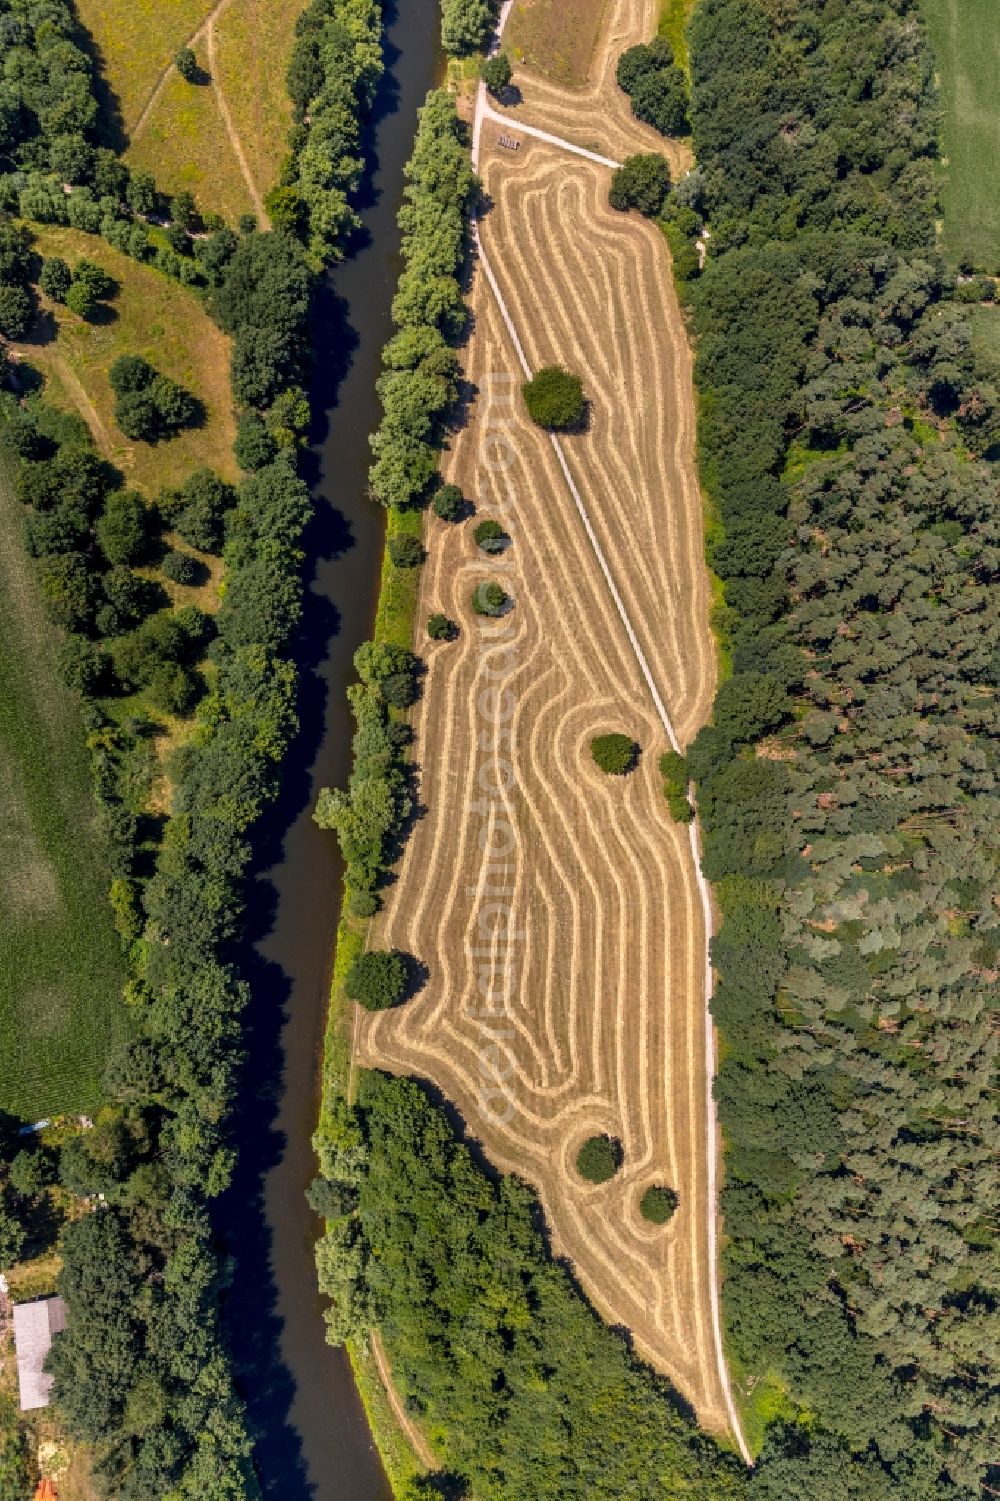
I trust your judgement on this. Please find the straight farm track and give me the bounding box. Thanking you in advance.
[358,0,736,1437]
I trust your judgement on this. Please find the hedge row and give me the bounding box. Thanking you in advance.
[277,0,384,265]
[368,89,477,507]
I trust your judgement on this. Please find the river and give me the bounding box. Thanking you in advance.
[217,3,443,1496]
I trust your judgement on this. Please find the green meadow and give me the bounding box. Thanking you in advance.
[0,452,124,1120]
[921,0,1000,268]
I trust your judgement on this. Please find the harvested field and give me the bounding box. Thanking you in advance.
[0,454,125,1120]
[505,0,609,86]
[16,226,238,493]
[502,0,693,177]
[357,0,732,1435]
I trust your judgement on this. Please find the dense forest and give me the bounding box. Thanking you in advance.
[672,0,997,1494]
[0,0,386,1495]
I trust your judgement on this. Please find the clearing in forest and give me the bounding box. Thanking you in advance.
[357,0,734,1439]
[0,454,125,1120]
[920,0,1000,268]
[15,226,238,493]
[503,0,693,175]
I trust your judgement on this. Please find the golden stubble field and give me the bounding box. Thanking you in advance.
[356,0,733,1435]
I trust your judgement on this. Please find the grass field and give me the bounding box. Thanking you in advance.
[920,0,1000,268]
[75,0,217,134]
[505,0,609,85]
[125,40,258,226]
[120,0,305,225]
[16,225,238,493]
[0,453,126,1121]
[658,0,695,72]
[213,0,302,200]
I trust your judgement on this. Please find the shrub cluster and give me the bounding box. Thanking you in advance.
[211,228,314,416]
[639,1185,678,1224]
[174,46,199,83]
[279,0,384,264]
[616,36,688,136]
[576,1134,621,1183]
[441,0,492,56]
[345,950,408,1011]
[470,579,507,616]
[369,90,477,507]
[522,365,585,430]
[42,254,117,318]
[658,749,691,822]
[473,517,506,553]
[609,153,671,218]
[108,353,200,443]
[314,642,417,914]
[0,219,36,340]
[590,733,638,775]
[481,52,512,96]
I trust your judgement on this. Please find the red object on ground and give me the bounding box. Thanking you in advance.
[34,1479,58,1500]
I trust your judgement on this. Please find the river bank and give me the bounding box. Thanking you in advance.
[215,4,443,1497]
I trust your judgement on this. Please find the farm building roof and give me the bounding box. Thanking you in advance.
[12,1296,67,1410]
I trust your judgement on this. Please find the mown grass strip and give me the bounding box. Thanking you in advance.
[919,0,1000,269]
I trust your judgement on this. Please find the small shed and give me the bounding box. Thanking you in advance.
[12,1297,67,1410]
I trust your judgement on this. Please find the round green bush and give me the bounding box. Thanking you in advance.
[432,482,465,521]
[576,1134,622,1184]
[482,52,513,96]
[348,888,379,919]
[345,950,408,1011]
[39,256,72,303]
[427,612,456,640]
[160,549,199,585]
[609,154,672,218]
[388,533,426,568]
[590,733,638,775]
[522,366,585,431]
[471,580,509,616]
[175,46,199,82]
[474,518,507,554]
[640,1185,678,1224]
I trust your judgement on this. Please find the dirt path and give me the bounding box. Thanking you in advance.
[52,356,118,457]
[205,14,269,224]
[131,0,235,142]
[370,1332,436,1471]
[129,0,268,225]
[479,98,621,167]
